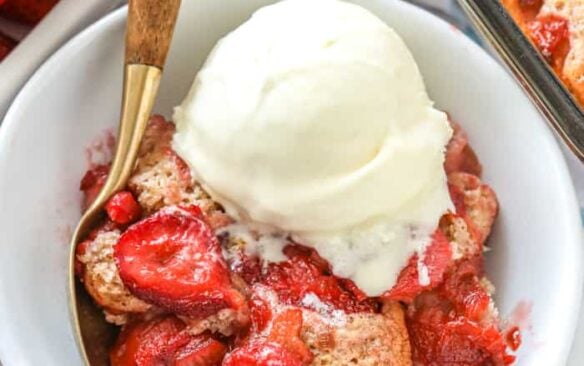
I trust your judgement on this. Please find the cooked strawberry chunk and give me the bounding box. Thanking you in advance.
[506,326,522,351]
[267,309,313,364]
[406,258,515,366]
[259,245,377,313]
[440,257,490,321]
[407,309,513,366]
[0,0,59,24]
[171,334,227,366]
[115,206,247,319]
[383,230,452,302]
[444,120,482,177]
[110,316,226,366]
[105,191,142,225]
[80,164,109,209]
[223,341,304,366]
[519,0,542,13]
[248,294,273,335]
[233,288,313,365]
[527,14,570,70]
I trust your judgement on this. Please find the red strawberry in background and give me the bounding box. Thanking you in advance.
[0,0,59,24]
[0,31,16,61]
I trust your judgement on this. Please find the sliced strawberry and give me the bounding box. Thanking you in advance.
[248,295,273,334]
[406,258,515,366]
[0,31,16,62]
[110,316,226,366]
[444,121,482,177]
[260,244,376,313]
[0,0,59,24]
[267,308,313,364]
[528,14,570,70]
[115,206,247,319]
[223,341,305,366]
[230,243,375,313]
[80,164,109,209]
[105,191,142,225]
[383,230,452,303]
[172,334,228,366]
[440,257,490,321]
[228,249,263,285]
[407,309,513,366]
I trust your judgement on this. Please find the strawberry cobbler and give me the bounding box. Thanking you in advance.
[75,115,520,366]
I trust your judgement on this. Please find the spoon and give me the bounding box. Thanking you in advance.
[456,0,584,161]
[67,0,181,364]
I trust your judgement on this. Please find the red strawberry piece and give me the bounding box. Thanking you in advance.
[0,0,59,24]
[406,257,515,365]
[267,308,313,364]
[519,0,543,16]
[261,244,376,313]
[171,334,228,366]
[407,308,514,366]
[337,278,370,303]
[440,257,490,321]
[283,244,332,273]
[110,316,226,366]
[105,191,142,225]
[248,295,273,334]
[0,31,16,62]
[79,164,109,209]
[228,249,263,285]
[528,15,570,68]
[505,326,522,351]
[222,341,305,366]
[383,230,452,302]
[115,206,247,319]
[444,121,482,177]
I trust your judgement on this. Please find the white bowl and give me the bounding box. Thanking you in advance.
[0,1,581,365]
[0,0,126,120]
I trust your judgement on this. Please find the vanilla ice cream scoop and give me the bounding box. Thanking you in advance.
[174,0,453,296]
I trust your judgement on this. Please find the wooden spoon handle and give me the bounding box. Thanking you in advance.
[125,0,181,68]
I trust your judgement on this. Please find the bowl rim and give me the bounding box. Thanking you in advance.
[0,1,582,365]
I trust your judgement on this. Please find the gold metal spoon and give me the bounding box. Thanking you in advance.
[68,1,181,364]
